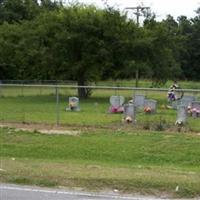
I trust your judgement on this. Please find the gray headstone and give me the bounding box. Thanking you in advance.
[177,105,187,124]
[180,96,196,107]
[144,99,157,113]
[68,97,80,111]
[123,103,135,124]
[134,95,145,110]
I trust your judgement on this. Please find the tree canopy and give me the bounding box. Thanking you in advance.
[0,0,200,97]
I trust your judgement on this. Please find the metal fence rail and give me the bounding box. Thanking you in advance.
[1,83,200,93]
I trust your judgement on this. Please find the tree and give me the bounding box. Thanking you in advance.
[0,0,41,23]
[144,17,182,85]
[177,15,193,79]
[188,12,200,80]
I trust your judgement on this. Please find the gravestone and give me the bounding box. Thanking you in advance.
[134,94,145,110]
[172,96,197,110]
[109,96,125,113]
[110,96,125,107]
[180,96,196,107]
[144,99,157,114]
[67,97,80,111]
[191,101,200,118]
[123,103,135,124]
[176,105,187,124]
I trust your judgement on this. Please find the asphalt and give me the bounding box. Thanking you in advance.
[0,184,173,200]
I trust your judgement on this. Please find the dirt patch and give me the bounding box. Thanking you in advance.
[0,121,199,136]
[0,122,81,136]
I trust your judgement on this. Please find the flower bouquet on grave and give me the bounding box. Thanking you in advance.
[187,105,192,116]
[144,106,152,114]
[69,102,76,111]
[167,91,176,101]
[110,106,124,113]
[124,115,133,123]
[191,108,200,118]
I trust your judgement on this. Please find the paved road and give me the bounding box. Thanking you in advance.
[0,184,175,200]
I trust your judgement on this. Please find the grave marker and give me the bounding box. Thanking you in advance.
[67,97,80,111]
[109,96,125,113]
[123,103,135,124]
[144,99,157,114]
[176,105,187,124]
[134,94,145,110]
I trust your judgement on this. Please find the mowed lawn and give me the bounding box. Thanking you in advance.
[0,83,200,197]
[1,127,200,197]
[0,86,200,131]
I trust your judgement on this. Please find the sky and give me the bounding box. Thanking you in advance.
[72,0,200,20]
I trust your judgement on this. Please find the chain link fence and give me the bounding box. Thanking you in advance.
[0,81,200,132]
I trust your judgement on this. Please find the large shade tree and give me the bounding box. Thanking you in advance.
[0,1,200,93]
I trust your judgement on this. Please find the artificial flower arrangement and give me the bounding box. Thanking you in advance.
[69,101,77,110]
[187,106,200,117]
[144,106,152,114]
[168,91,176,101]
[109,106,124,113]
[124,115,133,123]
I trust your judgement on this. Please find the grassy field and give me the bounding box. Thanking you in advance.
[0,81,200,197]
[0,87,199,131]
[1,127,200,197]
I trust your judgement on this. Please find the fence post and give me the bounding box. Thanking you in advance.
[55,86,60,126]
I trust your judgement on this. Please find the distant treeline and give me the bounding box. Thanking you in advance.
[0,0,200,96]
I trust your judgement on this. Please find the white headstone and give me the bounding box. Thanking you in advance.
[110,96,125,107]
[68,97,80,111]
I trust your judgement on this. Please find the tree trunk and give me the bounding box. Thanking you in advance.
[78,78,88,99]
[135,69,139,87]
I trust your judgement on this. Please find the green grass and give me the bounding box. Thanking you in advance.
[0,92,199,131]
[1,127,200,197]
[1,80,200,197]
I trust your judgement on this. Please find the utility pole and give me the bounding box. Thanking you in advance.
[126,6,150,87]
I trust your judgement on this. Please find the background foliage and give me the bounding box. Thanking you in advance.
[0,0,199,96]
